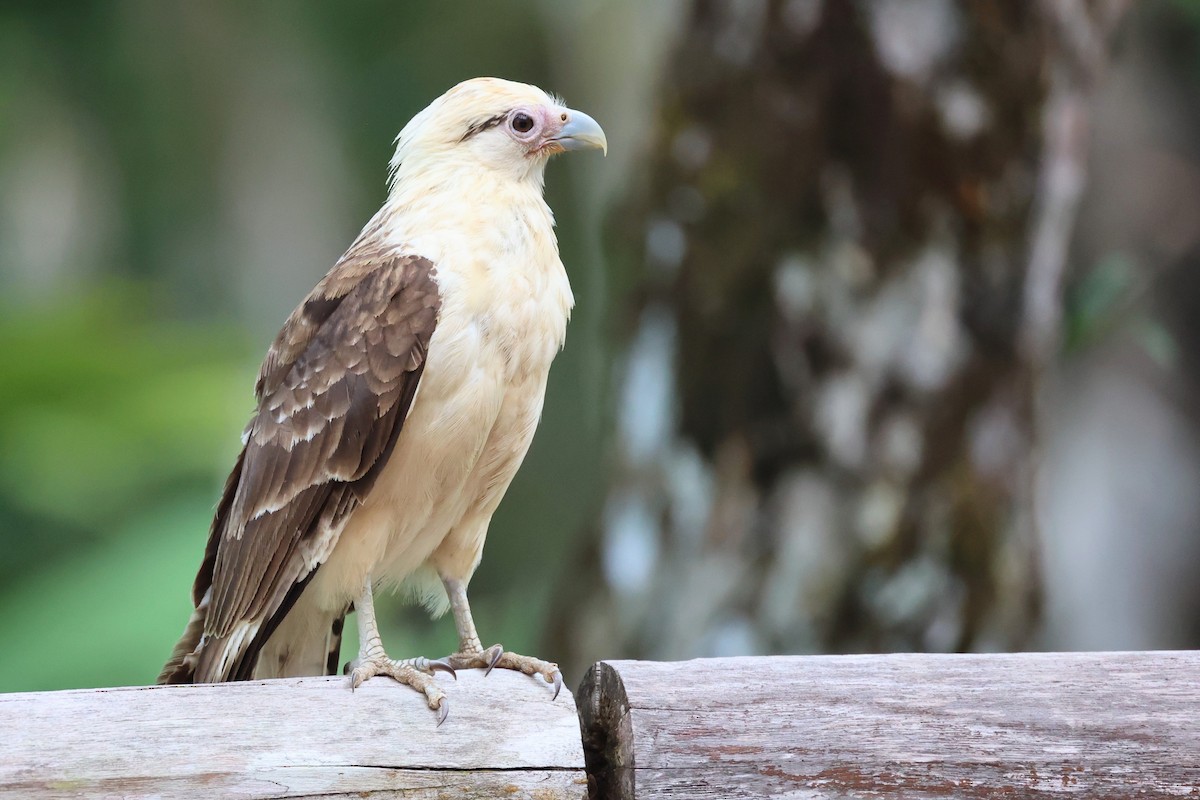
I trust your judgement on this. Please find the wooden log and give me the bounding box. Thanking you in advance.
[0,670,586,799]
[576,651,1200,799]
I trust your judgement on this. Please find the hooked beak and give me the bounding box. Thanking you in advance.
[553,108,608,155]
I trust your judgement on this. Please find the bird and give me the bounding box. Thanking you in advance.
[158,77,606,723]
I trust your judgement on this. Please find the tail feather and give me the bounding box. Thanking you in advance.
[158,609,207,686]
[159,569,339,683]
[160,608,347,684]
[326,611,348,675]
[157,598,209,684]
[251,595,347,680]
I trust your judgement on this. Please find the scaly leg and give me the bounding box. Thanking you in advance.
[346,577,455,724]
[441,576,562,699]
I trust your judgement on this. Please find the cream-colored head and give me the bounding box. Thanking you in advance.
[388,77,606,190]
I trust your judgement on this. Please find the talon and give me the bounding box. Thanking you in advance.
[483,645,504,676]
[551,670,562,701]
[429,658,457,679]
[436,699,450,727]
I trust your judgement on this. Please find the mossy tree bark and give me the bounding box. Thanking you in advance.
[552,0,1127,670]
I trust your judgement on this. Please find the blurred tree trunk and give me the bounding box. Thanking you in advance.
[551,0,1128,674]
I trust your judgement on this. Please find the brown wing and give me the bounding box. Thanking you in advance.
[160,252,439,683]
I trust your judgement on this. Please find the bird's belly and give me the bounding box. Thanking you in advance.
[425,368,548,582]
[305,307,554,611]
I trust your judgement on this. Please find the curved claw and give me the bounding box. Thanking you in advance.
[483,645,504,677]
[551,670,563,701]
[429,658,457,679]
[435,699,449,727]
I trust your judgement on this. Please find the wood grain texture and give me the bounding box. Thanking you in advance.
[577,652,1200,799]
[0,670,585,800]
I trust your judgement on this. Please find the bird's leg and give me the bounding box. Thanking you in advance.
[346,577,454,723]
[441,576,562,699]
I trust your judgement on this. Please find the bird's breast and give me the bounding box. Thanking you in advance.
[399,196,573,384]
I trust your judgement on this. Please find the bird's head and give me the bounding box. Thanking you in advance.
[389,77,607,188]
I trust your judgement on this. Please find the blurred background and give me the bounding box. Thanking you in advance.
[1,0,1198,693]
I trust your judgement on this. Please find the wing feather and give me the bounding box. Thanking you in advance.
[159,251,439,684]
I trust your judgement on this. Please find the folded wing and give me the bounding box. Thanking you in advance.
[159,253,439,683]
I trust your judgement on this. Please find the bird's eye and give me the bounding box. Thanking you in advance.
[511,112,535,134]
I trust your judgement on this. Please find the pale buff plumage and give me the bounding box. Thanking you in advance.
[160,78,605,718]
[294,80,573,618]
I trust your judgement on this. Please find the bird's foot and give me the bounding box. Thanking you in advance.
[345,654,456,725]
[446,644,562,700]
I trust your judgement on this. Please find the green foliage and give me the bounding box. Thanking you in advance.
[0,496,212,691]
[0,286,253,532]
[0,282,257,689]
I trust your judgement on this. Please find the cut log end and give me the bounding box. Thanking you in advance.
[576,661,634,800]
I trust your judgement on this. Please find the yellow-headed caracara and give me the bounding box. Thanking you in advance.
[159,78,606,723]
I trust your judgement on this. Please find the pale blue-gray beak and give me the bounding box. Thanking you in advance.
[554,108,607,155]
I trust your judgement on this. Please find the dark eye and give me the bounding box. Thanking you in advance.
[511,112,535,134]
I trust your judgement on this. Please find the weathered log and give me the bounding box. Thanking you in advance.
[0,670,585,799]
[5,652,1198,798]
[576,651,1200,799]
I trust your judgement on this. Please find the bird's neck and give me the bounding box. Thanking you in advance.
[384,152,548,213]
[345,161,572,358]
[374,164,557,261]
[371,161,571,354]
